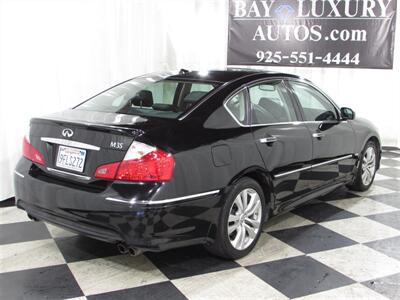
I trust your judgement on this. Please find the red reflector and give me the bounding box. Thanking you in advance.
[116,149,174,182]
[94,161,121,180]
[22,136,45,166]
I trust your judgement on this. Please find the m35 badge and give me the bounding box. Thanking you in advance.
[110,141,124,149]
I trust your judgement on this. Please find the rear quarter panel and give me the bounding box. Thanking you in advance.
[141,78,268,201]
[141,117,265,201]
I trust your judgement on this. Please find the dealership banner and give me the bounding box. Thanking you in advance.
[227,0,397,69]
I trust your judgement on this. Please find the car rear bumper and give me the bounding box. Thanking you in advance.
[14,158,223,252]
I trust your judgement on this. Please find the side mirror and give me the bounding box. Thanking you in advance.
[340,107,355,120]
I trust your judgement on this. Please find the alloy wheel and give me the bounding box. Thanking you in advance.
[227,188,262,251]
[361,146,376,186]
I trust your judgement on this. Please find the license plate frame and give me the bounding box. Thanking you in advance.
[56,145,87,173]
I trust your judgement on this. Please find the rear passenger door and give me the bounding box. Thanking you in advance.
[287,80,356,188]
[248,80,314,208]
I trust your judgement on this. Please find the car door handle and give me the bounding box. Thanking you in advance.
[259,136,278,144]
[312,132,325,139]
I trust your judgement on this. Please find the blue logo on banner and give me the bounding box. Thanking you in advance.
[275,4,295,19]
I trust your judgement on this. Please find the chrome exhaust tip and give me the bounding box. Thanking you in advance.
[128,247,142,256]
[117,243,129,255]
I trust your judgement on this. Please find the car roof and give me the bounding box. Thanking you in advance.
[167,68,300,84]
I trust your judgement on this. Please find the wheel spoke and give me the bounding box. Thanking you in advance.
[366,148,372,162]
[366,172,371,183]
[244,223,256,239]
[362,170,368,183]
[245,217,260,229]
[235,195,244,213]
[238,225,246,249]
[228,214,239,223]
[368,153,375,164]
[228,222,239,235]
[364,168,371,184]
[362,161,367,171]
[244,192,256,214]
[233,224,244,249]
[240,190,248,211]
[368,165,375,173]
[246,200,261,217]
[367,167,373,179]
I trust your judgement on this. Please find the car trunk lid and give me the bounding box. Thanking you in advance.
[27,109,173,185]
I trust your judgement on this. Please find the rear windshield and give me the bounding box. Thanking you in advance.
[75,73,220,119]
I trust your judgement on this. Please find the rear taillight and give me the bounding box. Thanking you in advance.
[22,136,45,166]
[94,161,121,180]
[116,148,174,181]
[94,141,174,182]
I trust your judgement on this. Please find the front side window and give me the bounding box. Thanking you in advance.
[290,82,338,121]
[76,74,219,119]
[226,90,247,124]
[249,81,297,125]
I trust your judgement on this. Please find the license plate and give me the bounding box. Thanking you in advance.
[56,146,86,173]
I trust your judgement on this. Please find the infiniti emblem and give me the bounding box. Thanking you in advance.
[62,128,74,138]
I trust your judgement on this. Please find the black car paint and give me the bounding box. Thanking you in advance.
[14,70,381,252]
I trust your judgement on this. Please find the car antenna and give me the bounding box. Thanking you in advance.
[179,68,189,75]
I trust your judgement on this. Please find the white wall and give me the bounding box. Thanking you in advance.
[0,0,399,199]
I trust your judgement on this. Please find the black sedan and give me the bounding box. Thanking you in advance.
[14,69,381,259]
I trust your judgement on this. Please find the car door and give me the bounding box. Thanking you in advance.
[287,80,357,189]
[247,80,314,210]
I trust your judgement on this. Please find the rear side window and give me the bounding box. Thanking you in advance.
[290,82,338,121]
[190,83,214,93]
[181,83,216,111]
[76,76,219,119]
[249,81,297,124]
[226,90,247,124]
[146,81,179,105]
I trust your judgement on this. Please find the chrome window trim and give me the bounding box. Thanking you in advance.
[222,76,343,128]
[178,73,343,122]
[178,71,279,121]
[274,154,355,179]
[224,98,338,128]
[46,167,91,181]
[224,87,248,127]
[105,189,220,205]
[41,137,100,151]
[14,170,25,178]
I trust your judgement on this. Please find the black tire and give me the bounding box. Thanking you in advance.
[348,140,378,191]
[205,177,267,259]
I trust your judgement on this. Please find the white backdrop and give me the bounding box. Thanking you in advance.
[0,0,399,200]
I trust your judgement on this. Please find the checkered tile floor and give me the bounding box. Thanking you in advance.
[1,150,400,300]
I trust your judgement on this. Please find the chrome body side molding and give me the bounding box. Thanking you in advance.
[274,166,313,179]
[106,190,220,205]
[274,154,355,179]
